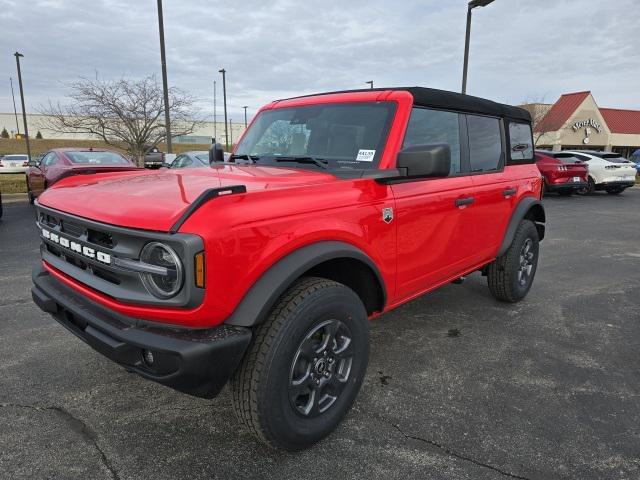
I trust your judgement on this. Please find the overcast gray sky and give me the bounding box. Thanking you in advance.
[1,0,639,122]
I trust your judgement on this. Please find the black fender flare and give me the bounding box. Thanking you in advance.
[497,197,546,257]
[224,241,387,327]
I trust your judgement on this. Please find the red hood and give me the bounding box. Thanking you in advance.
[37,164,337,231]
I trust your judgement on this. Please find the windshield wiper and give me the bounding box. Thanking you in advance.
[229,154,260,163]
[272,156,329,169]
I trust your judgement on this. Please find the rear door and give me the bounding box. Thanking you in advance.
[467,115,517,262]
[391,107,475,300]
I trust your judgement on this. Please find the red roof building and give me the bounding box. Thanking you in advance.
[527,91,640,157]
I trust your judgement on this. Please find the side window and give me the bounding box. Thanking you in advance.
[467,115,502,172]
[42,153,58,167]
[172,155,186,168]
[508,122,533,161]
[403,108,461,174]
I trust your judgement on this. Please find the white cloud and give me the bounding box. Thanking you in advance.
[1,0,639,123]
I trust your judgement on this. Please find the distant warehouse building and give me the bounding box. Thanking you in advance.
[0,113,246,145]
[524,91,640,157]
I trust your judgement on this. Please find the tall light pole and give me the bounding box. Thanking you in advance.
[10,77,20,135]
[213,79,217,141]
[14,52,31,162]
[218,68,228,150]
[461,0,494,94]
[365,80,374,89]
[229,118,233,147]
[157,0,172,152]
[243,106,248,128]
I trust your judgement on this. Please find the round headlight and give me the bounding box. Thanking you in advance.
[140,242,183,299]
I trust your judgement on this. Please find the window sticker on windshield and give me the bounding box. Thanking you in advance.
[356,149,375,162]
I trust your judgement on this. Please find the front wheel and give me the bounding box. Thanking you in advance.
[230,277,369,450]
[487,220,539,303]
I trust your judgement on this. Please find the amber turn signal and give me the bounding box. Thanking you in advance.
[194,252,205,288]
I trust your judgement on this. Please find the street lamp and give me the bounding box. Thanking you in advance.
[157,0,172,152]
[243,106,248,128]
[461,0,494,94]
[365,80,374,89]
[13,52,32,162]
[218,68,228,150]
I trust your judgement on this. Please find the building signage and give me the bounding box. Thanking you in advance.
[572,118,603,134]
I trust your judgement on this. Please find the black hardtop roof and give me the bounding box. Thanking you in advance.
[281,86,531,123]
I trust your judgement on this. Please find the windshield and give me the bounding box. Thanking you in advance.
[234,102,396,170]
[66,151,129,165]
[195,153,209,163]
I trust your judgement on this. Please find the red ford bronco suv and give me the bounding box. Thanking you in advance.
[32,87,545,450]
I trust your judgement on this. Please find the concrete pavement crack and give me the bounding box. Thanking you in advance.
[1,403,120,480]
[388,421,532,480]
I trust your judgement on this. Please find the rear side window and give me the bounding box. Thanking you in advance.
[508,122,533,161]
[403,108,462,174]
[467,115,502,172]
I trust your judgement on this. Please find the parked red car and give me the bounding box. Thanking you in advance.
[535,150,588,196]
[26,148,141,204]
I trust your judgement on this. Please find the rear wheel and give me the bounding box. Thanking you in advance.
[576,177,595,195]
[230,277,369,450]
[487,220,539,303]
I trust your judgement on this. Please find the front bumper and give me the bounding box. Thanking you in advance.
[32,264,251,398]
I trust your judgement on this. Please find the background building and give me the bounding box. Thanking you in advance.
[526,91,640,156]
[0,113,246,145]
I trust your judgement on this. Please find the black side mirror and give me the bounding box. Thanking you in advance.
[396,143,451,178]
[209,142,225,164]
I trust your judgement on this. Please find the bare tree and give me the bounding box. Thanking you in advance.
[519,95,553,146]
[39,75,201,166]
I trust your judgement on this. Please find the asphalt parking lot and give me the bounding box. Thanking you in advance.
[1,189,639,480]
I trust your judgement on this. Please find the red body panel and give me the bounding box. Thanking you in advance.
[37,91,542,328]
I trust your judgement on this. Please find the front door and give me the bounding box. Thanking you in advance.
[391,107,476,302]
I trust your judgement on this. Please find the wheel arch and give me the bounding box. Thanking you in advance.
[224,241,386,327]
[497,197,545,257]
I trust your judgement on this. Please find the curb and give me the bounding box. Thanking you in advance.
[2,193,28,203]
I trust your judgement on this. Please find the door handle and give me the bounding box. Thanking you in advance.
[503,188,517,197]
[455,197,474,208]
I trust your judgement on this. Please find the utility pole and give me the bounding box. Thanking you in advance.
[243,106,248,128]
[229,118,233,147]
[14,52,31,162]
[365,80,374,89]
[157,0,172,152]
[10,77,20,135]
[213,79,217,141]
[218,68,228,150]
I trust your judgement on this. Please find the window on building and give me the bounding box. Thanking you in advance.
[467,115,502,172]
[403,108,461,174]
[508,122,533,161]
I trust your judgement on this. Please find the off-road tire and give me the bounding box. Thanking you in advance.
[230,276,369,451]
[487,220,539,303]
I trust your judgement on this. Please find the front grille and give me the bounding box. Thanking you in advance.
[62,220,85,238]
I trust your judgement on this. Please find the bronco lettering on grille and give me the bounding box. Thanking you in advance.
[42,228,112,265]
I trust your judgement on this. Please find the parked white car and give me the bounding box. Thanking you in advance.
[564,150,637,195]
[0,154,30,173]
